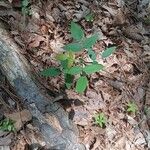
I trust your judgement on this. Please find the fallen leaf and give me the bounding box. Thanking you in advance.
[5,109,32,131]
[28,35,45,49]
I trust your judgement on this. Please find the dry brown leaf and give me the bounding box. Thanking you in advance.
[122,25,144,41]
[40,25,49,35]
[45,113,63,133]
[5,109,32,131]
[114,8,126,25]
[28,35,45,49]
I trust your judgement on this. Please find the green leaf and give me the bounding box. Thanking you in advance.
[65,74,74,89]
[101,46,116,58]
[67,52,75,68]
[67,66,82,75]
[70,21,84,40]
[83,64,104,74]
[22,0,29,7]
[76,76,88,93]
[0,118,15,132]
[56,53,68,61]
[94,113,107,128]
[127,102,138,113]
[87,48,96,61]
[63,43,83,52]
[61,60,68,69]
[82,34,99,49]
[41,67,61,77]
[85,13,94,22]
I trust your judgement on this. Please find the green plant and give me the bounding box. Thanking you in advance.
[126,101,138,113]
[21,0,30,16]
[41,21,116,93]
[94,113,107,128]
[0,118,16,132]
[85,12,94,22]
[144,106,150,116]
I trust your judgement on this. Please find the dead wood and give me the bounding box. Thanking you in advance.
[0,21,85,150]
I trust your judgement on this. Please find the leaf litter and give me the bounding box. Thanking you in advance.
[0,0,150,149]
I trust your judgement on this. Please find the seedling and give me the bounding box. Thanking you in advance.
[0,118,16,132]
[94,113,107,128]
[21,0,31,16]
[85,12,94,22]
[144,106,150,116]
[41,21,117,93]
[126,101,138,114]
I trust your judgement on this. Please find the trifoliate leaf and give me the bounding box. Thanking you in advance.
[101,46,116,58]
[40,67,61,77]
[63,43,83,52]
[76,76,88,93]
[82,34,99,49]
[83,64,104,74]
[70,21,84,41]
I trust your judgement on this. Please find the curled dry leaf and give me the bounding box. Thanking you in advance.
[28,35,45,49]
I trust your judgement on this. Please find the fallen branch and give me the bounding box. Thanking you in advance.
[0,21,85,150]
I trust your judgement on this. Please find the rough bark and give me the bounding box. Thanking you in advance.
[0,21,85,150]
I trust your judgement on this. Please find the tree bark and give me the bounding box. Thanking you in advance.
[0,21,85,150]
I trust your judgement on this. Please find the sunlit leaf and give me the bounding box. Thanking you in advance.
[101,46,116,58]
[67,51,75,68]
[83,64,104,74]
[40,67,61,77]
[94,113,107,128]
[70,21,84,40]
[127,102,138,113]
[56,53,68,61]
[76,76,88,93]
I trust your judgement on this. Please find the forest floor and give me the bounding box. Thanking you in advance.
[0,0,150,150]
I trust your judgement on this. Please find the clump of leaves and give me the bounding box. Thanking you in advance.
[0,118,16,132]
[21,0,30,16]
[41,21,117,93]
[94,113,107,128]
[126,101,138,114]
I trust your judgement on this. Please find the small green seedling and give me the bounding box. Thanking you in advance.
[41,21,117,93]
[94,113,107,128]
[85,12,94,22]
[144,106,150,116]
[143,16,150,25]
[126,101,138,114]
[21,0,31,16]
[0,118,16,132]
